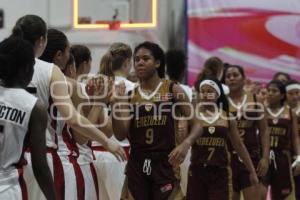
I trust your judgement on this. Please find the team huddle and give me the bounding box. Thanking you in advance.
[0,14,300,200]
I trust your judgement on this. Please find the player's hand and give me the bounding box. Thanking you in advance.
[86,75,114,103]
[256,157,269,177]
[293,164,300,176]
[110,81,127,103]
[249,171,259,185]
[105,139,127,162]
[168,141,190,167]
[292,156,300,176]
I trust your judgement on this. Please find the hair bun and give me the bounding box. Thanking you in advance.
[12,24,24,38]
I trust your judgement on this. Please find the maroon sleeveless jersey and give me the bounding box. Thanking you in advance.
[267,105,292,151]
[228,93,260,153]
[191,110,230,167]
[128,79,176,153]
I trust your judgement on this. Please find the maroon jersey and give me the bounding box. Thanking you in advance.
[191,110,230,167]
[228,93,260,153]
[267,105,292,151]
[128,79,176,153]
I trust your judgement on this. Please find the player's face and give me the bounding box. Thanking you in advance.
[199,84,218,103]
[66,60,76,80]
[36,35,48,58]
[134,48,158,80]
[60,41,70,70]
[267,84,283,105]
[276,74,289,85]
[225,67,244,92]
[258,88,267,100]
[287,89,299,107]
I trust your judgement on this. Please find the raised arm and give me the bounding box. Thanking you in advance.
[111,81,132,141]
[71,78,113,144]
[50,65,126,161]
[29,100,56,200]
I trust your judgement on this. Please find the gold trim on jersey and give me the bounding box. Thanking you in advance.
[228,92,257,120]
[197,109,229,128]
[228,92,255,113]
[130,79,173,104]
[267,105,291,120]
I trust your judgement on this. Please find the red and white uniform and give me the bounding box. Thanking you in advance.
[75,82,99,200]
[0,86,37,199]
[23,59,65,200]
[92,76,134,200]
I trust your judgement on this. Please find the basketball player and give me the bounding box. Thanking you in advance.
[0,37,55,199]
[264,80,300,200]
[224,64,270,200]
[112,41,202,200]
[187,78,259,200]
[40,29,94,200]
[11,14,126,200]
[98,42,135,200]
[285,80,300,200]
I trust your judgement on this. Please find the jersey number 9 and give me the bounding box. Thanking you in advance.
[145,128,154,144]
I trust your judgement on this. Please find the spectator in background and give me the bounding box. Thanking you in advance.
[166,49,193,102]
[273,72,291,85]
[195,56,229,96]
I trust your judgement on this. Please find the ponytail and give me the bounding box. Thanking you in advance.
[11,15,47,46]
[11,24,24,39]
[99,42,132,77]
[99,51,114,76]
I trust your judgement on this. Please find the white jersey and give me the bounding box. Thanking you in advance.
[92,76,133,148]
[115,76,136,94]
[56,78,79,159]
[45,78,93,164]
[28,58,58,148]
[222,84,230,95]
[180,84,193,103]
[0,86,37,184]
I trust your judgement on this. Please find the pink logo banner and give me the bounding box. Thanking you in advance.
[188,0,300,85]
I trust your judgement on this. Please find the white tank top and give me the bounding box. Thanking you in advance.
[115,76,136,94]
[92,77,133,148]
[0,86,37,179]
[28,58,58,148]
[55,81,93,164]
[180,84,193,103]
